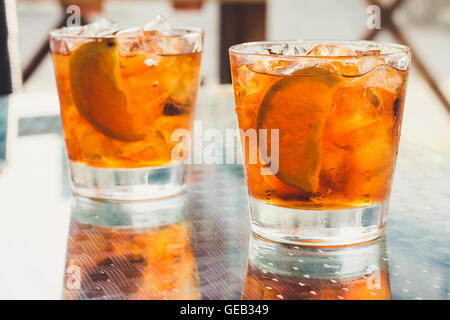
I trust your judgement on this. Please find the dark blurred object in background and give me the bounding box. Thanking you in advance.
[171,0,204,10]
[0,0,21,166]
[0,0,21,95]
[220,0,266,83]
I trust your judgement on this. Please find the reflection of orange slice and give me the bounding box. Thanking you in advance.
[258,69,339,192]
[70,39,147,142]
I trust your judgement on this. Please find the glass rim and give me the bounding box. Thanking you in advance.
[229,40,411,59]
[49,25,204,41]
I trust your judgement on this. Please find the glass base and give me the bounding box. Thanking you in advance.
[71,193,188,228]
[69,161,186,201]
[250,197,389,246]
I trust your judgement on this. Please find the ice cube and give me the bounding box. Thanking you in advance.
[60,25,85,36]
[264,43,307,56]
[384,52,410,71]
[143,15,173,35]
[306,44,358,57]
[363,64,405,92]
[358,49,381,56]
[271,60,322,75]
[144,57,159,67]
[142,15,173,54]
[141,15,201,55]
[116,27,144,56]
[50,35,71,55]
[51,19,120,54]
[305,45,390,76]
[182,31,203,53]
[76,18,120,37]
[356,56,386,75]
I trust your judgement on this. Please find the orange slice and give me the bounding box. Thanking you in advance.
[70,39,147,142]
[258,68,339,192]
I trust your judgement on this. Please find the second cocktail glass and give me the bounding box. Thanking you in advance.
[230,40,411,245]
[50,19,203,200]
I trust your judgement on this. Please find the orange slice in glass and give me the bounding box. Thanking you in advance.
[258,68,339,192]
[70,39,147,142]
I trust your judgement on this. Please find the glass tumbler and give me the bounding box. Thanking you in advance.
[50,24,203,200]
[229,40,411,245]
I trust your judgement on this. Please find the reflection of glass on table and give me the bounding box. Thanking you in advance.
[243,235,391,300]
[63,194,200,300]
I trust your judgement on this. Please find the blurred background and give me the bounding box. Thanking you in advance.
[0,0,450,153]
[6,0,450,154]
[4,0,450,153]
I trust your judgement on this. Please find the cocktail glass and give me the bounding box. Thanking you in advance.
[50,20,203,200]
[229,40,411,245]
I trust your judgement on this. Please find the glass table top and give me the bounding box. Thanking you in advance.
[0,87,448,300]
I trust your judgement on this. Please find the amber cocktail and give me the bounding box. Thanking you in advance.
[230,41,410,245]
[50,19,203,200]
